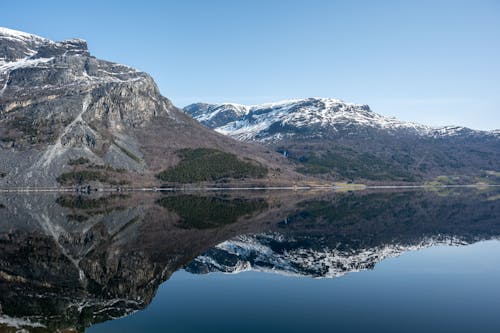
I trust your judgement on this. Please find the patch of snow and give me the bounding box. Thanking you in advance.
[0,27,47,42]
[0,57,54,96]
[196,103,249,122]
[248,98,304,110]
[0,314,46,329]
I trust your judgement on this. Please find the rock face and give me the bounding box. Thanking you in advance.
[185,98,500,182]
[0,27,291,187]
[0,27,169,186]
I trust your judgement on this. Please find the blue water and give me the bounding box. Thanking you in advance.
[88,240,500,333]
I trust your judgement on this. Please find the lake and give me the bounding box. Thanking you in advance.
[0,188,499,332]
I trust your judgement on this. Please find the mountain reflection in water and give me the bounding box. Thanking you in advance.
[0,189,499,332]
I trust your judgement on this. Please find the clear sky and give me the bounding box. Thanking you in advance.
[1,0,499,130]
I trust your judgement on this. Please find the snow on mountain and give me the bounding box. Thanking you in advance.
[0,27,47,41]
[183,102,250,129]
[0,27,145,99]
[185,98,498,142]
[187,232,476,279]
[0,27,49,63]
[0,28,174,186]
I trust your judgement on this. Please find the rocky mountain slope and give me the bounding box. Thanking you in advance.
[0,27,294,187]
[185,98,500,182]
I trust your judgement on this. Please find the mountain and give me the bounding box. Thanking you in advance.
[0,27,294,187]
[185,98,500,142]
[185,98,500,182]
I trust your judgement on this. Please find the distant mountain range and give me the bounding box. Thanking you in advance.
[185,98,499,142]
[0,27,294,187]
[185,99,500,182]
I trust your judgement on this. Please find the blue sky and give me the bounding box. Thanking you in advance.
[1,0,499,130]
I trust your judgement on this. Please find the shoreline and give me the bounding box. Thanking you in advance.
[0,184,499,193]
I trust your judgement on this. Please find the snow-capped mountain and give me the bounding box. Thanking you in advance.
[0,27,50,63]
[0,27,148,97]
[185,98,500,182]
[185,98,498,142]
[0,27,170,186]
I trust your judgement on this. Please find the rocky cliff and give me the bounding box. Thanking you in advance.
[0,27,292,187]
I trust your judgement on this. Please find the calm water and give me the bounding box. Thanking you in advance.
[90,242,500,333]
[0,189,499,332]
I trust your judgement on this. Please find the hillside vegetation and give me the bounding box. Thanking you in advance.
[156,148,268,183]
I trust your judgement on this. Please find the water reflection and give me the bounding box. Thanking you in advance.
[189,191,500,277]
[0,189,499,332]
